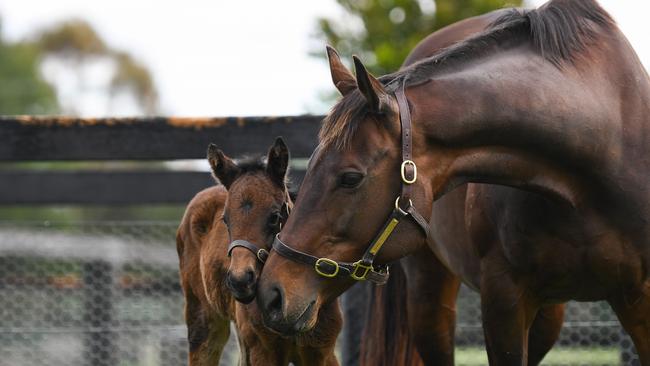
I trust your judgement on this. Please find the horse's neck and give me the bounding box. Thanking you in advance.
[410,47,650,208]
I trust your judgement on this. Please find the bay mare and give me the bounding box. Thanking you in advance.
[360,9,565,365]
[258,0,650,364]
[176,139,340,365]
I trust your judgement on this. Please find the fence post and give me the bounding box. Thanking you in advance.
[83,260,116,366]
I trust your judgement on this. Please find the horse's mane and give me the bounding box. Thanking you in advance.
[319,0,615,149]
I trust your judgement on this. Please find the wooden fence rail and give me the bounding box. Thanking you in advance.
[0,115,321,205]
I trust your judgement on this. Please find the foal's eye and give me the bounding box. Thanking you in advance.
[267,212,282,229]
[194,220,209,235]
[339,172,365,188]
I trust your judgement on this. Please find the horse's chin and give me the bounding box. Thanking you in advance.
[263,300,317,336]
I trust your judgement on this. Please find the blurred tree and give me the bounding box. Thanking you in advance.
[37,19,158,115]
[0,21,59,114]
[0,17,158,115]
[315,0,523,75]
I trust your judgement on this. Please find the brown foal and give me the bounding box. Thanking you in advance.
[176,138,340,366]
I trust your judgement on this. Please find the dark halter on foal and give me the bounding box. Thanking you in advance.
[228,239,270,263]
[272,82,430,285]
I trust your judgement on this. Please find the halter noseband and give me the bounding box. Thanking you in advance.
[228,239,270,263]
[272,82,430,285]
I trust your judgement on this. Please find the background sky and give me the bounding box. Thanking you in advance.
[0,0,647,117]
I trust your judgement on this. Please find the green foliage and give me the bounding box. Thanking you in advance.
[315,0,523,75]
[0,26,58,114]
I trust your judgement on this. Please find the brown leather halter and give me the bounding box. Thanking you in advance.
[272,82,430,285]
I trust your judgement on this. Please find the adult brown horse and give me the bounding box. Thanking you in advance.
[258,0,650,364]
[360,8,565,366]
[177,138,340,365]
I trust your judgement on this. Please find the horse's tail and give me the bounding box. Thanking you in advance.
[359,261,424,366]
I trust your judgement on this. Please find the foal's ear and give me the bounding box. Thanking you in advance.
[207,144,240,189]
[353,55,389,113]
[266,137,290,188]
[326,45,356,96]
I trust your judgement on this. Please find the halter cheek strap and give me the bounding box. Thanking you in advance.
[272,82,430,285]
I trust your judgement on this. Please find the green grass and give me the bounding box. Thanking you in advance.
[456,347,621,365]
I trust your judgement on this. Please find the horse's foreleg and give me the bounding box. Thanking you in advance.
[403,251,460,366]
[480,254,538,366]
[527,304,564,365]
[609,280,650,365]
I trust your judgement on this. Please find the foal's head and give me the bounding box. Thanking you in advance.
[208,138,291,304]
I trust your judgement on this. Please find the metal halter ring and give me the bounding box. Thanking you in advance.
[394,196,413,215]
[315,258,340,278]
[400,160,417,184]
[257,248,269,263]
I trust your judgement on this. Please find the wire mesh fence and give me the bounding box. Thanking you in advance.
[0,220,640,365]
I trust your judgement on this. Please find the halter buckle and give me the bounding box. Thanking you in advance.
[257,248,269,263]
[351,260,373,281]
[315,258,340,278]
[400,160,417,184]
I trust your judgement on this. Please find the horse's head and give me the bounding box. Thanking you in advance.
[208,138,291,304]
[257,47,428,335]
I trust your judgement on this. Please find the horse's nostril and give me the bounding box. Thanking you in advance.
[266,285,284,320]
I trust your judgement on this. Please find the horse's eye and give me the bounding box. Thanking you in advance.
[221,215,229,226]
[339,172,364,188]
[268,212,281,229]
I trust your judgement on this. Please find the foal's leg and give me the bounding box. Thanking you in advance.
[609,281,650,365]
[480,253,538,366]
[185,294,231,366]
[403,249,460,366]
[527,304,564,365]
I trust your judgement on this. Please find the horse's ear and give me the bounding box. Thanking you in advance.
[353,55,389,112]
[266,137,290,187]
[327,45,356,96]
[207,144,240,189]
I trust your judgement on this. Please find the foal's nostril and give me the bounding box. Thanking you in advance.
[245,269,255,284]
[227,268,257,293]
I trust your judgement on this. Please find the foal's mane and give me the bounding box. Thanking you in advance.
[230,156,293,192]
[236,156,267,175]
[319,0,615,149]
